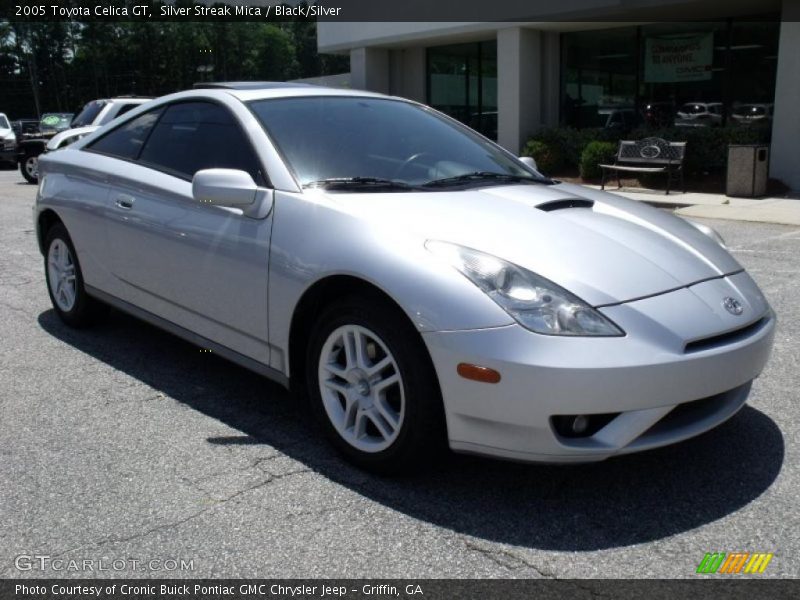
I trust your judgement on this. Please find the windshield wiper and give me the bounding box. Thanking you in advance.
[422,171,550,188]
[303,177,418,191]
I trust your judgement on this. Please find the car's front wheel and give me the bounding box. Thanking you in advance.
[44,223,104,327]
[20,153,39,184]
[306,297,445,473]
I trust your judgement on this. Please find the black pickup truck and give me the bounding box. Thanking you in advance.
[16,113,73,183]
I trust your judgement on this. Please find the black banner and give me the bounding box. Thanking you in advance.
[1,580,798,600]
[0,0,789,23]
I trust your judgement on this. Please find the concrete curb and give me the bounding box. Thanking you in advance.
[585,186,800,226]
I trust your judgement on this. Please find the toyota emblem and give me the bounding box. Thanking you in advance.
[722,297,744,316]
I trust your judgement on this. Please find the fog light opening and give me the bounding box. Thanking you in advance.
[571,415,589,435]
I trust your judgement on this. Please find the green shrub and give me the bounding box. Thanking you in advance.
[525,123,770,176]
[526,127,622,169]
[628,125,771,175]
[579,141,618,180]
[520,139,563,174]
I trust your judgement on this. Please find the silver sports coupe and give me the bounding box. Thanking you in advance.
[35,82,775,472]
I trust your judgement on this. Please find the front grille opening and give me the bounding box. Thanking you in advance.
[537,198,594,212]
[640,390,732,438]
[685,317,768,353]
[551,412,620,438]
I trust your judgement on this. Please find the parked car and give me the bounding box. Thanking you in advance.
[10,118,39,138]
[47,97,153,153]
[640,101,674,128]
[36,83,775,472]
[17,113,74,183]
[731,103,773,126]
[0,113,16,166]
[20,98,151,184]
[598,108,640,130]
[675,102,724,127]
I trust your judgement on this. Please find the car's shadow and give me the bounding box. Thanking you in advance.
[38,308,785,552]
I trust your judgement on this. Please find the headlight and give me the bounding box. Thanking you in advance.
[426,241,624,336]
[684,218,725,247]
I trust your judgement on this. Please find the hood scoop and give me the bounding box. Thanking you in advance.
[536,198,594,212]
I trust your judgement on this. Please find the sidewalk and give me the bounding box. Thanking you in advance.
[586,186,800,226]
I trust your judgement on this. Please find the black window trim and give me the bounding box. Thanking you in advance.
[85,98,271,188]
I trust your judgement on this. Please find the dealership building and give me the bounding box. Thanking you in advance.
[317,0,800,191]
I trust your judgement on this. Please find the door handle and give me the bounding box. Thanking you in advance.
[114,194,135,210]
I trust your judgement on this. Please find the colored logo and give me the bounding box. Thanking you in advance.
[696,552,773,574]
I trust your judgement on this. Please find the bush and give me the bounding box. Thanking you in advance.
[628,125,771,175]
[579,141,617,180]
[520,140,563,174]
[526,127,622,169]
[525,123,771,177]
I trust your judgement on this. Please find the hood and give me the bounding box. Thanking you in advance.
[324,182,742,307]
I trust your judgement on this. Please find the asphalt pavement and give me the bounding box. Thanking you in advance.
[0,167,798,579]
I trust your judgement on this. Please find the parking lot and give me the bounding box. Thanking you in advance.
[0,166,798,579]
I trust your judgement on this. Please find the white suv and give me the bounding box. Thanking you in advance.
[675,102,724,127]
[46,97,153,152]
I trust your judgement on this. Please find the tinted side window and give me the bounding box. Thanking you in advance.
[88,109,163,160]
[115,103,139,118]
[138,102,263,183]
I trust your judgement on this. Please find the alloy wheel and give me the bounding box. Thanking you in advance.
[317,324,405,453]
[25,156,38,179]
[47,239,77,312]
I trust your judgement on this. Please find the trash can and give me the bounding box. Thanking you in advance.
[726,144,769,198]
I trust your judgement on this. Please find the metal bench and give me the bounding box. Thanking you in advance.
[600,137,687,195]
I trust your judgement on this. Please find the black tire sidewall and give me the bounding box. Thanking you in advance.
[305,298,444,473]
[20,154,38,184]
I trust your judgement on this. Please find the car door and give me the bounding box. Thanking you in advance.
[95,101,273,365]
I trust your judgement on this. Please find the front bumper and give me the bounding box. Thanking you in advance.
[423,272,776,463]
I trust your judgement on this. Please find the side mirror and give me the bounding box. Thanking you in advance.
[518,156,538,171]
[192,169,258,207]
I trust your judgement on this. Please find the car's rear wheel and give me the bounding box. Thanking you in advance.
[20,154,39,184]
[44,223,103,327]
[306,297,445,473]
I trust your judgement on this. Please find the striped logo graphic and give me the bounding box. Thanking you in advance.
[696,552,773,574]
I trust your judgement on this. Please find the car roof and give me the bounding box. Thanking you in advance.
[123,82,389,104]
[194,81,318,91]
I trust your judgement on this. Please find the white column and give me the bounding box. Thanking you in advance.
[497,27,542,154]
[350,47,390,94]
[769,0,800,193]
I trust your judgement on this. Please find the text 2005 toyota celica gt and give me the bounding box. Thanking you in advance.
[35,83,775,472]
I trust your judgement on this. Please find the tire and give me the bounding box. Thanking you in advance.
[44,223,104,328]
[306,295,446,473]
[20,153,39,184]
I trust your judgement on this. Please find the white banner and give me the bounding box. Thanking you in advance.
[644,33,714,83]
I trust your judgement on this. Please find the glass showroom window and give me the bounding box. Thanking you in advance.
[561,18,779,130]
[427,41,498,139]
[561,28,638,129]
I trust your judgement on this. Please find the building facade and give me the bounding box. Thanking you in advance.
[317,0,800,191]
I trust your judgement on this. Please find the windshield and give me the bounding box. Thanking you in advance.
[71,100,107,127]
[40,114,73,132]
[249,96,544,188]
[680,104,706,115]
[0,115,9,129]
[734,105,766,116]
